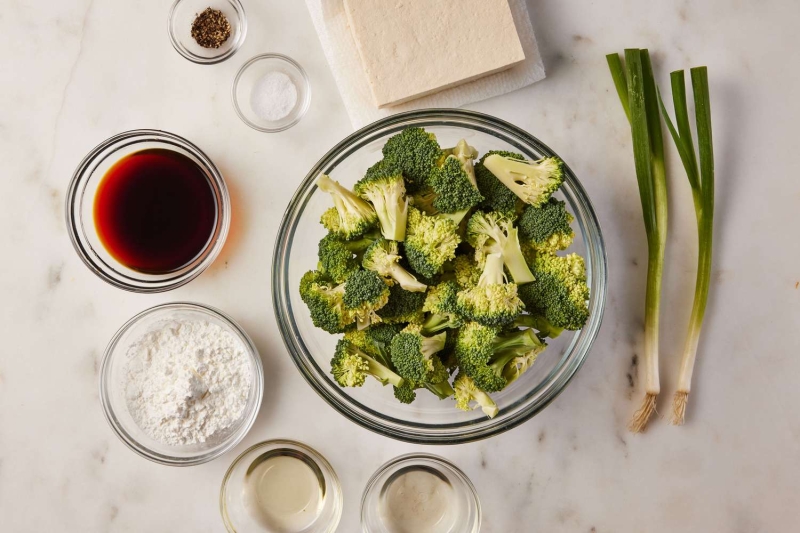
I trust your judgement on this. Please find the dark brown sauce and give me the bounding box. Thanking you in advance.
[93,148,217,274]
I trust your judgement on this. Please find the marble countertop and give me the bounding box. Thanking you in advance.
[2,0,799,531]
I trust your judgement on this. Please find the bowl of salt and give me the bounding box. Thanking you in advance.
[232,53,311,132]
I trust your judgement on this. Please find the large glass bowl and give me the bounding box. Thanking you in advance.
[272,109,607,444]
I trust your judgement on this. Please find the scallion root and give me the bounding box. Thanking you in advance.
[628,393,657,433]
[671,391,688,425]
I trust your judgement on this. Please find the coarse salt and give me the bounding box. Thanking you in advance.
[250,71,298,121]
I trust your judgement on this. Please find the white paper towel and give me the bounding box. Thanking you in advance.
[304,0,546,129]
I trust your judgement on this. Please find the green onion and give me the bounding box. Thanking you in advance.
[658,67,715,425]
[607,49,668,433]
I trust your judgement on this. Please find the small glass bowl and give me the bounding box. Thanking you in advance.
[220,440,343,532]
[66,130,230,293]
[100,302,263,466]
[361,454,481,533]
[168,0,246,64]
[232,54,311,132]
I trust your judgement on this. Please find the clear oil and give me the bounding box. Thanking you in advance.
[243,448,326,532]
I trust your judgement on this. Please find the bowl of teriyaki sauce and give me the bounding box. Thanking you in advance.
[66,130,230,292]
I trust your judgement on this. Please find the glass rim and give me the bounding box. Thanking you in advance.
[271,109,608,444]
[99,301,264,466]
[65,129,231,293]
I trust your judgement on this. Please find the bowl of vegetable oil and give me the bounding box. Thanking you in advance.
[220,440,343,533]
[272,109,607,444]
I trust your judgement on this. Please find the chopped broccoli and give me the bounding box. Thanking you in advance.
[377,284,427,324]
[404,207,461,279]
[344,322,404,368]
[475,150,524,215]
[453,372,498,418]
[427,140,483,213]
[428,157,484,213]
[420,280,464,335]
[453,254,482,289]
[482,154,564,207]
[393,380,418,403]
[382,127,442,191]
[466,210,535,285]
[317,174,377,239]
[517,198,575,254]
[393,378,455,404]
[518,253,590,330]
[501,340,546,386]
[299,270,354,333]
[343,269,390,329]
[454,322,541,392]
[302,127,588,413]
[390,324,448,384]
[317,233,375,283]
[331,339,404,388]
[456,253,524,328]
[355,161,409,241]
[362,238,427,292]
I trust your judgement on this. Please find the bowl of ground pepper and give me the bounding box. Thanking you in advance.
[168,0,246,64]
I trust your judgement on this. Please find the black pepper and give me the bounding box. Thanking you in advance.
[191,8,232,49]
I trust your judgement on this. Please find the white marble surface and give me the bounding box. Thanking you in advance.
[2,0,799,531]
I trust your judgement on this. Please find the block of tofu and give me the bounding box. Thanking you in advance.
[343,0,526,108]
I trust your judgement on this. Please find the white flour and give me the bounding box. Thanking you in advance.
[125,319,252,446]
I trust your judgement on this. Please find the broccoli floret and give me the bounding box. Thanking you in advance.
[454,322,541,392]
[501,338,547,386]
[404,207,461,279]
[393,378,455,404]
[482,154,565,207]
[317,174,378,239]
[299,270,354,333]
[453,254,482,289]
[474,150,524,215]
[377,284,427,324]
[466,210,535,285]
[355,161,409,241]
[453,372,498,418]
[427,140,483,213]
[428,157,483,213]
[393,380,418,403]
[362,238,427,292]
[343,269,391,329]
[344,322,404,367]
[514,314,565,339]
[420,280,463,335]
[331,339,404,388]
[382,127,442,191]
[518,253,590,330]
[318,233,376,283]
[518,198,575,254]
[390,324,448,384]
[456,253,524,328]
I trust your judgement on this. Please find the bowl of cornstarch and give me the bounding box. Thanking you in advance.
[100,302,263,466]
